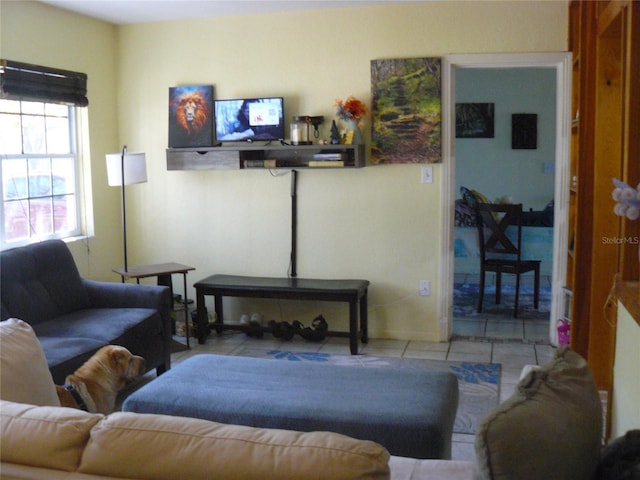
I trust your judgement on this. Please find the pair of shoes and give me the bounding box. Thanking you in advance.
[312,314,328,333]
[291,320,308,339]
[293,315,328,342]
[268,320,295,341]
[243,320,263,338]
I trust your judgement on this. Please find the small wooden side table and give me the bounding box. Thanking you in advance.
[114,263,195,347]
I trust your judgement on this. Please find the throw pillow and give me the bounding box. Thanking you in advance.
[474,346,602,480]
[460,186,480,207]
[0,318,60,406]
[596,429,640,480]
[471,189,491,205]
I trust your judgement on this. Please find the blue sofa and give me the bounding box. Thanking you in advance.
[0,240,172,384]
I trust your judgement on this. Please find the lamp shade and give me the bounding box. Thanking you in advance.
[106,151,147,186]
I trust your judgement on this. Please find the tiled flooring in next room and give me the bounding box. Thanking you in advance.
[453,315,551,343]
[170,330,557,462]
[452,273,553,343]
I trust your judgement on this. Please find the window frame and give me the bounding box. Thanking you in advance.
[1,99,82,248]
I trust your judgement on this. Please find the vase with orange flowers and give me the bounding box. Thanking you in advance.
[335,96,368,145]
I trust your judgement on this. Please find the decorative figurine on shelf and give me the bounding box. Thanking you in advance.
[330,120,341,145]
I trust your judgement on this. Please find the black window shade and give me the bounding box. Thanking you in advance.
[0,59,88,106]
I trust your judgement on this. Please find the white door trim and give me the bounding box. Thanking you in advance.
[439,52,572,344]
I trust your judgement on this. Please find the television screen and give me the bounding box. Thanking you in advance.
[214,97,284,142]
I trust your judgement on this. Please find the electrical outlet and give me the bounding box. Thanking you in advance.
[419,280,430,296]
[421,166,433,184]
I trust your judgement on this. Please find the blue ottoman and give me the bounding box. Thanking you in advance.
[122,354,459,459]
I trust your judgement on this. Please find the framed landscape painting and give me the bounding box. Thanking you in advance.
[371,57,442,164]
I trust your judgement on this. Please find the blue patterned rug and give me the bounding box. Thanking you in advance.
[454,282,551,319]
[232,347,501,435]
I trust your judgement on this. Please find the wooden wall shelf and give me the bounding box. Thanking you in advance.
[166,144,365,171]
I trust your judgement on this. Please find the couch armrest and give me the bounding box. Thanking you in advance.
[83,279,171,311]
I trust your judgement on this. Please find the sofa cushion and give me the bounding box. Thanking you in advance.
[0,400,103,472]
[33,308,162,385]
[474,346,602,480]
[0,318,60,406]
[79,411,391,480]
[32,308,160,343]
[0,240,90,324]
[36,336,108,386]
[37,336,107,369]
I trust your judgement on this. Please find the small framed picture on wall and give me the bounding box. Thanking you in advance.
[455,103,495,138]
[511,113,537,149]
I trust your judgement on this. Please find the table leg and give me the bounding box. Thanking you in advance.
[182,273,190,349]
[360,289,369,344]
[196,289,208,345]
[213,295,224,334]
[348,299,358,355]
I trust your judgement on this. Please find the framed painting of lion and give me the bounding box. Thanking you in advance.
[169,85,214,147]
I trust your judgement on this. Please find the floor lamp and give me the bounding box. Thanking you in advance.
[106,146,147,274]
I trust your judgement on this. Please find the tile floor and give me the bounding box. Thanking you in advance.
[453,272,553,344]
[170,328,557,462]
[452,315,551,344]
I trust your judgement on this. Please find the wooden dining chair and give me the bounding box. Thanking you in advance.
[475,203,540,318]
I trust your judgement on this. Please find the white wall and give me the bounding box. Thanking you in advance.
[1,0,568,341]
[611,303,640,438]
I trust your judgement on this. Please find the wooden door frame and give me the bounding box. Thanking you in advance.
[439,52,572,343]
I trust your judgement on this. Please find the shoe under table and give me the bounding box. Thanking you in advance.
[122,354,459,459]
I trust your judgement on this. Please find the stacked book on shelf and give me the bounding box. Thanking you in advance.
[308,151,347,168]
[243,159,280,168]
[242,149,349,169]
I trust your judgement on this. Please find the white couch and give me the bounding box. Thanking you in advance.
[0,318,605,480]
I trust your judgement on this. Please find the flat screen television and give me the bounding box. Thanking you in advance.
[214,97,284,142]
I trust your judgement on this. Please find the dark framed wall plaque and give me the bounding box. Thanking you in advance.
[511,113,537,149]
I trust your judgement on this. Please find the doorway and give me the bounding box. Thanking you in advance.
[438,53,572,345]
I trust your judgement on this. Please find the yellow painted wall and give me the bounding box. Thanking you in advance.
[1,0,121,278]
[1,1,568,341]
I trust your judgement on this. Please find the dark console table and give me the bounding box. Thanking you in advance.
[194,274,370,354]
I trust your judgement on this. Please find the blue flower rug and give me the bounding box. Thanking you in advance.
[232,347,501,435]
